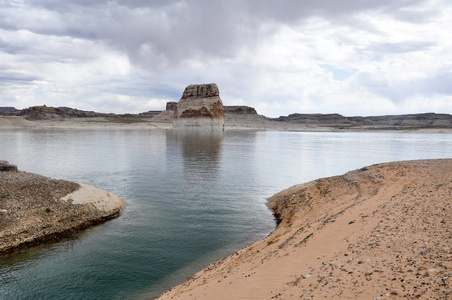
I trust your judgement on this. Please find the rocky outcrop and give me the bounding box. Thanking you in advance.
[173,83,225,130]
[0,161,18,172]
[0,164,126,253]
[166,102,178,111]
[223,106,257,115]
[18,106,111,120]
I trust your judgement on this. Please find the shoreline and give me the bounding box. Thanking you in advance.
[0,163,126,254]
[156,159,452,299]
[2,115,452,133]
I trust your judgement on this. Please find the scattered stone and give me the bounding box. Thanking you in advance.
[158,160,452,299]
[0,165,125,253]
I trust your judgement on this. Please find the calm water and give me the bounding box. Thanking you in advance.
[1,129,452,299]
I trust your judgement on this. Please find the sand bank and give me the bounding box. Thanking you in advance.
[157,159,452,299]
[61,183,126,213]
[0,164,126,253]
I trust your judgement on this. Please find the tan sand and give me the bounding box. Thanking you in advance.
[157,159,452,299]
[60,183,126,213]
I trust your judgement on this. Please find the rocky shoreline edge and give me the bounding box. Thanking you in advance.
[157,159,452,299]
[3,105,452,132]
[0,161,126,254]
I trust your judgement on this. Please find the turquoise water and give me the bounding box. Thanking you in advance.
[1,129,452,299]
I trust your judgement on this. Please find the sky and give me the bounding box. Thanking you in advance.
[1,0,452,117]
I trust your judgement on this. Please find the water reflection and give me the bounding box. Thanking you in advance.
[173,129,224,181]
[2,129,452,300]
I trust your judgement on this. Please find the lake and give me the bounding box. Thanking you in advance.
[1,128,451,299]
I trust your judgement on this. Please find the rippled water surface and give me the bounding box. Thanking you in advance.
[1,129,452,299]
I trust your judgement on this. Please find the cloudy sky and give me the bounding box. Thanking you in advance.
[1,0,451,117]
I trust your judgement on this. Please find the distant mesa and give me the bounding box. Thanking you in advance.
[223,106,257,115]
[0,107,19,111]
[173,83,225,130]
[19,106,109,120]
[0,107,20,116]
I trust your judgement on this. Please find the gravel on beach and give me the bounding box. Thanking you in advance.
[0,161,121,253]
[158,159,452,300]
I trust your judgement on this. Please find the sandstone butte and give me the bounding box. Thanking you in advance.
[157,159,452,299]
[0,161,126,253]
[173,83,225,130]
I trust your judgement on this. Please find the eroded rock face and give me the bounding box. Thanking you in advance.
[166,101,178,111]
[223,106,257,115]
[173,83,225,130]
[0,161,18,172]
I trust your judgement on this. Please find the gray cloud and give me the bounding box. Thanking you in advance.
[372,41,436,54]
[1,0,433,67]
[0,73,38,86]
[383,71,452,102]
[1,0,451,116]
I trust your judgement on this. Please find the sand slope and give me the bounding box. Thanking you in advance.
[157,159,452,299]
[61,183,126,213]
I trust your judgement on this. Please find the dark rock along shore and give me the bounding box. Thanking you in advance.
[0,161,123,254]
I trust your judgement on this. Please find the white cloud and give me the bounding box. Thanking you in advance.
[1,0,452,117]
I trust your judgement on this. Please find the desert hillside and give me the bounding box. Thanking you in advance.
[157,159,452,299]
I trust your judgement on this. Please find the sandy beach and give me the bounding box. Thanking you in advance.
[157,159,452,299]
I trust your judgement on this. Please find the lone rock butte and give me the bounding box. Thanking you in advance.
[173,83,225,130]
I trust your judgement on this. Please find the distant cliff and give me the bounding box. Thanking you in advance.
[0,106,161,121]
[270,112,452,129]
[3,104,452,129]
[173,83,225,130]
[224,106,257,115]
[0,107,19,111]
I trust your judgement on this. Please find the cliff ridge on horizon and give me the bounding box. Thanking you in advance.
[2,104,452,130]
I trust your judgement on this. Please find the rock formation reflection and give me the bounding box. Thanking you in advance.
[173,129,224,182]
